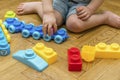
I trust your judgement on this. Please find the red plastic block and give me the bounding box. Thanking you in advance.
[68,47,82,71]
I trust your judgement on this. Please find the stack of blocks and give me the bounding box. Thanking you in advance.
[3,18,69,44]
[81,42,120,62]
[13,43,57,72]
[0,20,10,56]
[68,47,82,71]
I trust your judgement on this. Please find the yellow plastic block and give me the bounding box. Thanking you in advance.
[0,20,11,42]
[81,45,96,62]
[95,42,120,58]
[4,11,16,19]
[33,43,57,64]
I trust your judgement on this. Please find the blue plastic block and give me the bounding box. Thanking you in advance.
[54,28,69,43]
[32,25,44,40]
[0,41,10,56]
[0,28,10,56]
[13,49,48,72]
[3,18,18,29]
[8,20,25,33]
[43,28,69,44]
[22,23,35,38]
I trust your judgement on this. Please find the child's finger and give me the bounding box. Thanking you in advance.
[53,24,57,33]
[48,24,52,36]
[81,15,89,21]
[43,24,48,35]
[77,10,86,16]
[76,7,83,13]
[78,12,88,19]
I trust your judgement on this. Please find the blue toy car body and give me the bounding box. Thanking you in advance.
[8,20,25,33]
[3,18,18,29]
[22,23,35,38]
[32,25,44,40]
[43,28,69,44]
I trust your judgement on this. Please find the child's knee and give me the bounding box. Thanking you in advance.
[66,19,85,33]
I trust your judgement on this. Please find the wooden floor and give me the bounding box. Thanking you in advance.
[0,0,120,80]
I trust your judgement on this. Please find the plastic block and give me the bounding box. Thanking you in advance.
[95,42,120,58]
[68,47,82,71]
[22,23,35,38]
[8,20,25,33]
[43,28,69,44]
[81,46,96,62]
[4,11,16,19]
[32,43,57,65]
[0,28,10,56]
[3,18,18,29]
[32,25,44,40]
[0,20,11,42]
[13,49,48,72]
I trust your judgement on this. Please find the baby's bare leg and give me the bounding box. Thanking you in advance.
[66,11,120,32]
[17,2,63,26]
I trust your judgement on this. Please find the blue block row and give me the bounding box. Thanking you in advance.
[3,18,69,44]
[0,27,10,56]
[13,49,48,72]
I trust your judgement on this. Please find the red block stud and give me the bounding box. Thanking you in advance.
[68,47,82,71]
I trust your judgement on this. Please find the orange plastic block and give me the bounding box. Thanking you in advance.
[0,20,10,42]
[81,45,96,62]
[4,11,16,19]
[95,42,120,58]
[32,43,57,64]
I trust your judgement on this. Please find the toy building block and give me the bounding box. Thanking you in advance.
[68,47,82,71]
[32,43,57,65]
[4,11,16,19]
[8,20,25,33]
[3,18,18,29]
[13,49,48,72]
[0,20,11,42]
[0,28,10,56]
[22,23,35,38]
[81,45,96,62]
[32,25,44,40]
[95,42,120,58]
[43,28,69,44]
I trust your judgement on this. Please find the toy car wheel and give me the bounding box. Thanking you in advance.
[43,35,52,41]
[22,30,30,38]
[8,25,15,33]
[32,31,41,40]
[54,35,63,44]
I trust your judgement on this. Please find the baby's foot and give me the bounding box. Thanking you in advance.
[104,11,120,28]
[17,2,41,15]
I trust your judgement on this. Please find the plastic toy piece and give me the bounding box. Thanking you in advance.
[4,11,16,19]
[95,42,120,58]
[0,28,10,56]
[8,20,25,33]
[3,18,18,29]
[32,25,44,40]
[43,28,69,44]
[0,20,11,42]
[32,43,57,65]
[68,47,82,71]
[13,49,48,72]
[81,46,96,62]
[22,23,35,38]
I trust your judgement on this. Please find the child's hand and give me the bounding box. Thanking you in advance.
[43,12,57,36]
[76,6,93,21]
